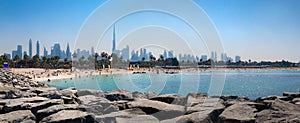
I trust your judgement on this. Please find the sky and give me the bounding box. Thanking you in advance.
[0,0,300,62]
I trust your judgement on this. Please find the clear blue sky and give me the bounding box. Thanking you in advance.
[0,0,299,62]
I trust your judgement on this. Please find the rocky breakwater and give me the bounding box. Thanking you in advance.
[1,69,300,123]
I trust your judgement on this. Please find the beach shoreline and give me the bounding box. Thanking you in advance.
[10,67,300,82]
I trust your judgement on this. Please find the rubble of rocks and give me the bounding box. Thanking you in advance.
[0,69,300,123]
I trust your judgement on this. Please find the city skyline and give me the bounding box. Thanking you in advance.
[0,0,300,62]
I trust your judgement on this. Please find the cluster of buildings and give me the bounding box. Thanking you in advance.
[3,39,72,60]
[2,25,242,63]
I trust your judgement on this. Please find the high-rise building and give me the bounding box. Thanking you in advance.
[44,47,48,58]
[221,53,228,62]
[235,56,241,63]
[91,47,95,56]
[211,51,217,62]
[51,43,61,58]
[29,38,32,58]
[17,45,22,59]
[163,50,167,60]
[66,43,71,60]
[4,53,11,60]
[168,50,174,58]
[112,25,116,53]
[121,45,129,61]
[36,41,40,57]
[201,55,208,61]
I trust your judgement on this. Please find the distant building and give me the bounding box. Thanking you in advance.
[91,47,95,56]
[4,53,11,60]
[121,45,129,60]
[112,25,116,53]
[44,47,48,58]
[23,51,27,57]
[36,41,40,57]
[235,56,241,63]
[221,53,228,62]
[29,38,32,58]
[211,51,217,62]
[201,55,208,61]
[66,43,71,60]
[163,50,167,60]
[51,43,61,58]
[168,50,174,58]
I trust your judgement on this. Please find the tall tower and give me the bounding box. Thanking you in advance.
[36,41,40,57]
[29,38,32,58]
[112,25,116,53]
[66,43,71,60]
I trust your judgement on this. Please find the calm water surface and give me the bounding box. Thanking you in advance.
[47,70,300,99]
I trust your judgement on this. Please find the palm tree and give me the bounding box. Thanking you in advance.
[23,54,29,68]
[13,55,21,68]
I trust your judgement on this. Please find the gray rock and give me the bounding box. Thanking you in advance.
[40,110,96,123]
[21,99,63,113]
[132,91,146,99]
[161,110,222,123]
[186,92,208,107]
[256,99,300,122]
[1,97,50,113]
[0,110,35,123]
[29,87,58,95]
[150,94,186,105]
[116,115,159,123]
[219,103,257,123]
[78,95,119,115]
[186,98,224,114]
[77,89,104,97]
[38,90,62,99]
[127,99,185,120]
[105,89,133,101]
[144,91,157,99]
[220,95,238,101]
[292,98,300,104]
[96,111,133,123]
[283,92,300,98]
[36,104,81,122]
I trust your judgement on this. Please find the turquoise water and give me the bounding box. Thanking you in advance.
[47,70,300,99]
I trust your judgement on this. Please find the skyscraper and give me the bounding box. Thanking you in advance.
[201,55,208,61]
[91,47,95,56]
[44,47,48,58]
[163,50,167,60]
[235,56,241,63]
[29,38,32,58]
[51,43,61,58]
[112,25,116,53]
[36,41,40,57]
[17,45,22,58]
[66,43,71,60]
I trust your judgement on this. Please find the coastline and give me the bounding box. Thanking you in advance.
[0,68,300,122]
[11,67,300,82]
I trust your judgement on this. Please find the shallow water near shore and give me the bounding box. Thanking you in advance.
[47,70,300,99]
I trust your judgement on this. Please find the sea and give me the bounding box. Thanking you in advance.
[47,70,300,100]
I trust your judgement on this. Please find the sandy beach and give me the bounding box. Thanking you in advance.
[10,67,300,82]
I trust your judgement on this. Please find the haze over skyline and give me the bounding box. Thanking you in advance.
[0,0,300,62]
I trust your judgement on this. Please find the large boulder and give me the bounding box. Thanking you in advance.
[127,99,185,120]
[161,110,222,123]
[256,99,300,122]
[0,110,35,123]
[40,110,96,123]
[150,94,186,105]
[186,98,224,114]
[116,115,159,123]
[219,103,257,123]
[21,99,64,113]
[36,104,81,122]
[185,92,208,107]
[105,89,133,101]
[283,92,300,98]
[0,97,50,113]
[78,95,119,115]
[77,89,105,97]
